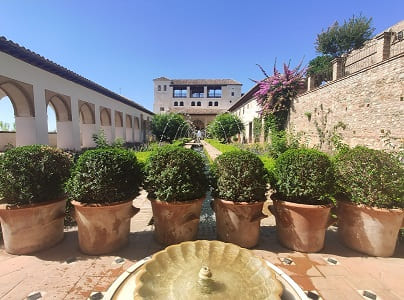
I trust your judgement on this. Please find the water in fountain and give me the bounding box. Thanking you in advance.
[192,145,216,239]
[159,114,174,145]
[216,120,228,142]
[230,114,245,144]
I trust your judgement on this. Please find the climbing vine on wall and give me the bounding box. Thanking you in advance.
[253,117,262,142]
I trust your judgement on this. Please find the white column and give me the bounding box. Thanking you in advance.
[122,113,127,142]
[110,110,116,143]
[82,124,97,148]
[33,85,49,145]
[70,97,81,150]
[56,121,73,149]
[133,116,139,142]
[115,127,124,140]
[94,104,101,132]
[15,117,37,146]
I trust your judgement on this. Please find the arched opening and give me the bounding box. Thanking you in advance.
[0,95,16,151]
[47,103,57,146]
[193,119,204,130]
[115,111,124,140]
[46,93,73,149]
[100,107,112,143]
[79,101,96,148]
[0,78,35,148]
[126,115,133,142]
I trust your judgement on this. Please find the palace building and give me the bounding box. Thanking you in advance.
[153,77,242,129]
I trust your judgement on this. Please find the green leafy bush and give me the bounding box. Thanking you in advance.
[0,145,72,206]
[144,145,208,202]
[65,148,141,204]
[211,150,267,202]
[207,113,244,143]
[334,146,404,209]
[273,148,334,204]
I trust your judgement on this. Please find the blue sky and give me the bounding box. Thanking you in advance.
[0,0,402,131]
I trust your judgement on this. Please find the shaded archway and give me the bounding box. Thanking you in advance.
[79,101,96,148]
[0,94,16,151]
[193,119,204,130]
[115,111,124,140]
[0,77,35,147]
[100,107,112,143]
[46,91,72,149]
[125,115,133,142]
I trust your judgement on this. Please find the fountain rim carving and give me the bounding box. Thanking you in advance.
[103,240,308,300]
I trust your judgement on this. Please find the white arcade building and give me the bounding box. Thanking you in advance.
[0,36,153,151]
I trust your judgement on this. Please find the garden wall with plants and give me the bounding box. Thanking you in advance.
[289,53,404,152]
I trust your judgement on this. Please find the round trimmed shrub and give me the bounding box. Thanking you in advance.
[0,145,72,206]
[144,145,208,202]
[211,150,267,202]
[334,146,404,209]
[65,148,141,204]
[273,148,334,204]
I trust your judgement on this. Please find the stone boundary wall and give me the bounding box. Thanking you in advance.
[344,39,377,75]
[0,132,57,151]
[288,53,403,151]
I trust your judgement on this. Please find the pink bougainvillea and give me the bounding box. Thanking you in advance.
[253,62,306,116]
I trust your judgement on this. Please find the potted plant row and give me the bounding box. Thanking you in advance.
[211,150,268,248]
[334,146,404,257]
[65,147,141,255]
[269,148,335,252]
[0,145,72,254]
[144,145,208,245]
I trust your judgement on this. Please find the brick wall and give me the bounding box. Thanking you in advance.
[288,53,404,152]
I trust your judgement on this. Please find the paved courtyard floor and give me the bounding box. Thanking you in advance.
[0,191,403,300]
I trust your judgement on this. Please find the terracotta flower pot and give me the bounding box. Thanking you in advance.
[150,197,204,245]
[337,201,404,257]
[0,199,65,255]
[270,199,334,252]
[213,199,266,248]
[72,200,140,255]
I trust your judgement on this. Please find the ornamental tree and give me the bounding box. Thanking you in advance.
[315,15,374,57]
[207,113,244,143]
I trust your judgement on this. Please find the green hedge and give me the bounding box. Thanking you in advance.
[211,150,267,202]
[0,145,72,206]
[273,148,334,204]
[334,146,404,209]
[66,148,141,204]
[144,145,208,202]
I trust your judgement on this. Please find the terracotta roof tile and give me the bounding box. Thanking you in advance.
[169,107,227,115]
[153,77,241,85]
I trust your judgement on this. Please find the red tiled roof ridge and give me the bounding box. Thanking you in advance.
[0,36,153,115]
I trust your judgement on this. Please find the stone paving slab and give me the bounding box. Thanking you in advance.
[0,190,403,300]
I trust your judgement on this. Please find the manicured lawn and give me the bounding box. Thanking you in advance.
[205,139,275,174]
[205,139,240,153]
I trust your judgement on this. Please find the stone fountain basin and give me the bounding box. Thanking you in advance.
[103,241,307,300]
